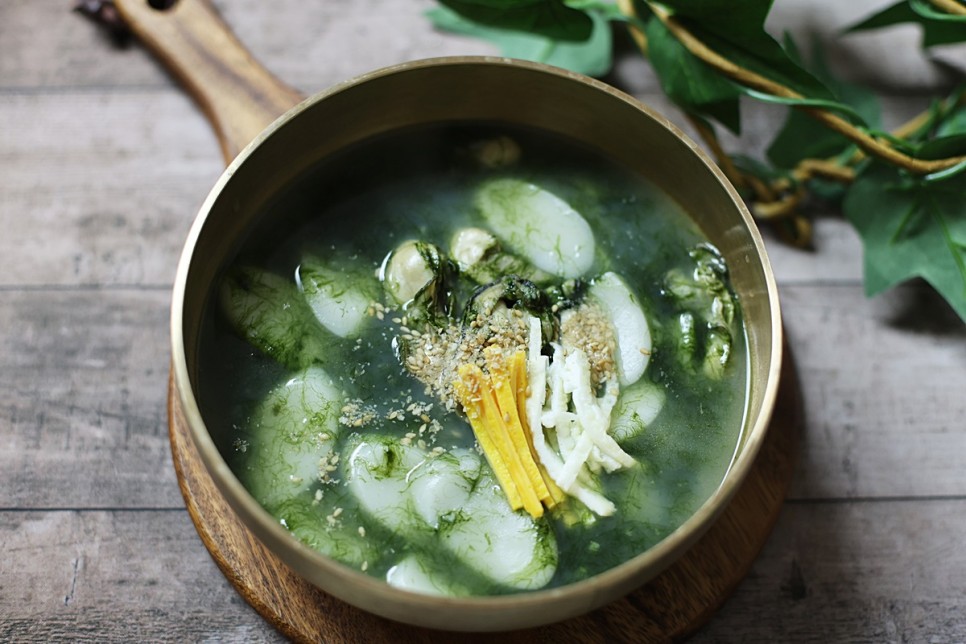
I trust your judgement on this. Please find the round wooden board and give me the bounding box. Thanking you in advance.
[168,349,802,643]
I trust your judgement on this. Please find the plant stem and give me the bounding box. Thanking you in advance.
[795,159,856,183]
[684,114,746,187]
[621,1,649,56]
[929,0,966,16]
[616,0,963,247]
[625,0,966,175]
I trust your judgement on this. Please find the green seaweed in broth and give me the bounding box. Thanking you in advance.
[198,123,748,594]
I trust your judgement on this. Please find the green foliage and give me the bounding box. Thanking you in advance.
[847,0,966,48]
[844,162,966,321]
[644,16,741,133]
[425,0,966,322]
[655,0,833,100]
[436,0,594,40]
[936,93,966,137]
[427,2,614,76]
[767,36,881,169]
[842,91,966,321]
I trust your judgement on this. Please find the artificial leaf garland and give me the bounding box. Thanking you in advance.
[427,0,966,322]
[848,0,966,48]
[844,163,966,321]
[427,4,615,76]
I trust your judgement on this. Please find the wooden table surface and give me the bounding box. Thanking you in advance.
[2,1,964,641]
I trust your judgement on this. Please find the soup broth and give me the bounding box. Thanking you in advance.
[198,123,748,596]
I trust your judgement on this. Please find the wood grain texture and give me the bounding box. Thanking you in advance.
[112,0,302,163]
[0,509,284,642]
[0,0,492,92]
[0,289,179,509]
[4,498,964,642]
[2,0,965,641]
[780,285,966,500]
[0,91,220,287]
[692,498,966,643]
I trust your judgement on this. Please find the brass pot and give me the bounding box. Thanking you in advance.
[169,56,782,631]
[133,0,781,631]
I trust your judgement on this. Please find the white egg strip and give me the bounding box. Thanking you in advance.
[561,349,635,470]
[523,317,619,517]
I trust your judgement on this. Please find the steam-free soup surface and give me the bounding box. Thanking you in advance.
[199,124,747,596]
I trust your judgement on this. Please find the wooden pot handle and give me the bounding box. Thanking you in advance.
[113,0,305,164]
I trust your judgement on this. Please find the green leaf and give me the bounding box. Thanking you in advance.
[865,129,923,153]
[427,5,613,76]
[843,162,966,322]
[728,153,789,199]
[917,133,966,182]
[655,0,772,37]
[846,0,966,48]
[744,89,869,123]
[924,159,966,183]
[917,133,966,159]
[564,0,630,21]
[730,153,789,182]
[644,16,741,133]
[910,0,966,24]
[436,0,593,41]
[653,0,834,99]
[766,36,881,169]
[936,94,966,137]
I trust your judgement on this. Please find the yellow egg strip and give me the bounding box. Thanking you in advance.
[506,349,564,509]
[453,365,523,511]
[455,350,565,519]
[484,347,550,517]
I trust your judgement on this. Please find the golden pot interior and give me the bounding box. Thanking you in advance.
[171,57,782,631]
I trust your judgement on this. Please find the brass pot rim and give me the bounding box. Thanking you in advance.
[170,55,783,630]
